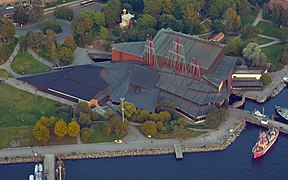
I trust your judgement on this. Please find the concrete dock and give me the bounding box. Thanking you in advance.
[44,154,55,180]
[174,144,183,159]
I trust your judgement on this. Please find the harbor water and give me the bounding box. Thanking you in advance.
[1,88,288,180]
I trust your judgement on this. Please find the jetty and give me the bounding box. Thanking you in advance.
[174,144,183,159]
[243,111,288,134]
[44,154,55,180]
[232,95,245,108]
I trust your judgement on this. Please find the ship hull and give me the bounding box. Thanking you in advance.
[275,105,288,121]
[253,130,279,159]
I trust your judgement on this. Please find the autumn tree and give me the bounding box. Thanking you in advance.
[261,73,272,86]
[67,119,80,137]
[183,3,199,26]
[29,0,43,22]
[102,123,112,138]
[32,121,50,142]
[225,38,243,56]
[39,116,56,128]
[119,101,137,120]
[54,119,68,137]
[59,46,74,65]
[223,7,240,31]
[139,109,150,123]
[0,18,15,43]
[45,29,56,55]
[156,121,165,132]
[109,116,129,138]
[81,128,95,142]
[140,121,157,137]
[0,43,9,64]
[101,0,121,25]
[64,35,77,51]
[159,111,171,121]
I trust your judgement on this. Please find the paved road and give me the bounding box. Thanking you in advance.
[0,108,244,158]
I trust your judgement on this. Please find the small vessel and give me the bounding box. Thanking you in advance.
[252,128,279,159]
[275,105,288,120]
[283,75,288,83]
[56,154,66,180]
[29,175,34,180]
[252,108,266,118]
[34,163,43,180]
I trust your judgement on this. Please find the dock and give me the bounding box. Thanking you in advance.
[243,111,288,134]
[44,154,55,180]
[232,95,245,108]
[174,144,183,159]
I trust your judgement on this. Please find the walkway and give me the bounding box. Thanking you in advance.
[0,42,21,78]
[0,108,244,158]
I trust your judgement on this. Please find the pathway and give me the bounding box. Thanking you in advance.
[27,48,54,68]
[0,42,21,78]
[0,108,244,158]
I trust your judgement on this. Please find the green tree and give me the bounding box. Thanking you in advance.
[79,112,91,126]
[262,3,270,20]
[159,111,171,121]
[41,19,62,34]
[223,7,240,31]
[67,119,80,137]
[237,0,251,16]
[243,42,261,61]
[54,119,67,137]
[139,109,150,122]
[225,38,243,56]
[261,73,272,85]
[99,27,109,40]
[243,26,261,38]
[120,101,137,119]
[281,27,288,42]
[90,111,100,121]
[150,113,159,121]
[143,0,162,17]
[76,102,90,116]
[183,3,199,26]
[159,14,176,29]
[172,126,192,138]
[0,43,9,64]
[0,18,15,43]
[54,6,74,21]
[207,0,236,19]
[50,43,58,64]
[29,0,43,22]
[101,0,121,25]
[59,46,74,65]
[205,109,229,129]
[109,116,129,138]
[136,14,156,30]
[81,128,95,142]
[72,13,93,36]
[102,126,112,138]
[32,121,50,142]
[45,29,56,54]
[140,121,157,137]
[156,121,164,131]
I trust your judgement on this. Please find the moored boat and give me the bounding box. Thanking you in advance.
[34,163,43,180]
[29,175,34,180]
[283,75,288,83]
[252,128,279,159]
[275,105,288,121]
[252,108,266,118]
[56,155,66,180]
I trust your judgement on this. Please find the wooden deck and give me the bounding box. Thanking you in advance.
[174,144,183,159]
[43,154,55,180]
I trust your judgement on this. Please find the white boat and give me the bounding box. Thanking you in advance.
[29,175,34,180]
[260,119,268,125]
[34,163,43,180]
[252,108,266,118]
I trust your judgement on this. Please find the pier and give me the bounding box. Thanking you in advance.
[44,154,55,180]
[231,95,245,108]
[174,144,183,159]
[243,111,288,134]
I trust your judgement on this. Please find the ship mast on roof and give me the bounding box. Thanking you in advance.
[143,36,158,69]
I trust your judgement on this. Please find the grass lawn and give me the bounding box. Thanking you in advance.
[0,69,13,77]
[257,21,282,39]
[37,49,53,63]
[261,43,285,64]
[241,15,257,26]
[242,36,273,46]
[0,126,77,148]
[0,83,73,128]
[88,125,117,143]
[11,50,52,75]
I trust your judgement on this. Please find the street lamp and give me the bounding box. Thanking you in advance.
[120,98,125,122]
[148,135,152,143]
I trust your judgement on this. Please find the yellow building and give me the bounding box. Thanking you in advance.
[119,9,134,30]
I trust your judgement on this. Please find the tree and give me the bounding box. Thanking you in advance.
[99,27,108,40]
[39,116,56,128]
[109,116,129,138]
[81,127,95,142]
[243,43,261,61]
[136,14,156,30]
[223,7,240,31]
[64,35,77,51]
[0,43,9,64]
[54,119,68,137]
[29,0,43,22]
[243,26,261,38]
[225,38,243,56]
[183,3,199,26]
[143,0,162,17]
[139,109,150,122]
[59,46,74,65]
[159,111,171,121]
[13,6,29,25]
[41,19,62,34]
[101,0,121,25]
[172,126,192,139]
[281,27,288,42]
[32,121,50,142]
[261,73,272,85]
[205,109,229,129]
[207,0,236,19]
[120,101,137,119]
[54,6,74,21]
[0,18,15,43]
[90,111,100,121]
[72,13,93,37]
[45,29,56,54]
[281,44,288,65]
[102,126,112,138]
[150,113,159,121]
[262,3,270,20]
[140,121,157,137]
[237,0,251,16]
[67,119,80,137]
[50,43,58,64]
[212,19,226,33]
[76,102,90,116]
[79,112,91,126]
[156,121,164,131]
[159,14,176,29]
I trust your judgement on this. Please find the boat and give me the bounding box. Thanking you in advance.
[252,108,266,118]
[275,105,288,120]
[34,163,43,180]
[252,128,279,159]
[55,155,66,180]
[283,75,288,83]
[29,175,34,180]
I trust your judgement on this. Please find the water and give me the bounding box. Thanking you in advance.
[1,89,288,180]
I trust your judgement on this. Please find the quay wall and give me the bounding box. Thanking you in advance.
[0,121,246,164]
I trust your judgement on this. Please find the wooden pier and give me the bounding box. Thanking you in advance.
[44,154,55,180]
[174,144,183,159]
[243,111,288,134]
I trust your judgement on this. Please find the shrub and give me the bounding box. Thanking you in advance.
[81,128,95,143]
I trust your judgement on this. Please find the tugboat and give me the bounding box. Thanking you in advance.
[252,108,266,118]
[275,105,288,121]
[252,128,279,159]
[55,154,66,180]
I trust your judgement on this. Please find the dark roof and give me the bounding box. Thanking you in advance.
[152,29,225,70]
[0,7,15,14]
[112,41,145,57]
[18,65,109,101]
[232,79,263,87]
[130,65,158,89]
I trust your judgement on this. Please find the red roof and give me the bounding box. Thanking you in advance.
[269,0,288,10]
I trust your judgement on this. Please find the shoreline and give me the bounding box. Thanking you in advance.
[0,121,246,165]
